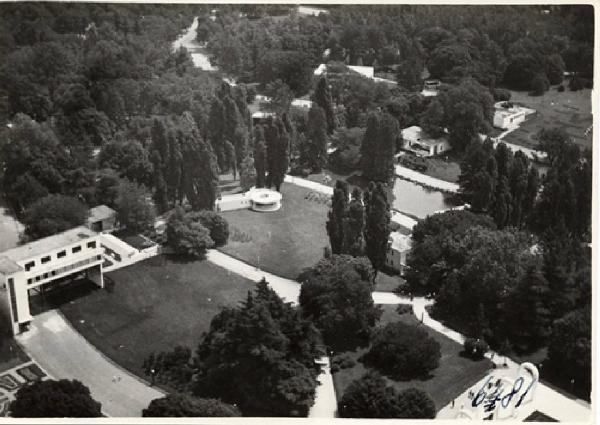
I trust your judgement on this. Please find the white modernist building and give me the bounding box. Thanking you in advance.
[402,125,451,157]
[215,188,282,212]
[493,101,536,130]
[0,227,104,335]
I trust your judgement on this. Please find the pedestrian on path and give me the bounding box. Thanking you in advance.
[452,399,455,408]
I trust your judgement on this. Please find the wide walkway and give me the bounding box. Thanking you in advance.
[16,311,164,417]
[395,164,460,193]
[308,358,337,418]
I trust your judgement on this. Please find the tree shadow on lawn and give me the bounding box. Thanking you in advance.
[357,353,436,383]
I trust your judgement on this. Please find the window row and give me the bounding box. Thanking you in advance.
[23,241,97,271]
[26,255,102,285]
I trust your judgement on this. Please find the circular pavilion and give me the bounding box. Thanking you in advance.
[248,188,282,212]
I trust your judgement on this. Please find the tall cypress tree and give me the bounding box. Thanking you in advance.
[207,98,226,170]
[361,112,397,183]
[361,113,379,180]
[326,180,349,255]
[264,117,279,188]
[364,182,391,279]
[342,188,366,256]
[273,118,289,191]
[314,77,335,134]
[304,105,328,172]
[253,125,267,188]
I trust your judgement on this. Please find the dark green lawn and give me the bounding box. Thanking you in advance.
[59,256,255,380]
[332,305,493,412]
[220,182,330,279]
[374,273,402,293]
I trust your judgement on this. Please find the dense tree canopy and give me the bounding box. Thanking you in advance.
[166,208,214,259]
[22,194,89,241]
[338,372,436,419]
[11,379,102,418]
[362,322,441,380]
[194,279,322,417]
[299,254,381,351]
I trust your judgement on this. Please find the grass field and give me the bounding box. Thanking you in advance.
[374,273,402,292]
[220,182,330,279]
[421,155,462,183]
[503,87,592,150]
[332,305,492,412]
[59,256,255,380]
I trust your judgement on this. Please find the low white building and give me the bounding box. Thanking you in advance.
[386,232,412,272]
[493,102,536,130]
[215,188,282,213]
[0,227,104,335]
[314,63,397,85]
[291,99,313,109]
[402,125,451,157]
[87,205,117,233]
[252,111,276,125]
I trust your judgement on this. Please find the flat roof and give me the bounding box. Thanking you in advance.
[0,226,97,268]
[402,125,449,147]
[88,205,116,223]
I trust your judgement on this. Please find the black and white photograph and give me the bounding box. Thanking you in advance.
[0,1,595,421]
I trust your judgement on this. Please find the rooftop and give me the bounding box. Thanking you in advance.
[0,226,97,274]
[402,125,449,146]
[88,205,116,223]
[389,231,412,252]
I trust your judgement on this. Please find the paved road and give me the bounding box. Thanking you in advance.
[173,17,217,71]
[16,311,164,417]
[0,197,24,253]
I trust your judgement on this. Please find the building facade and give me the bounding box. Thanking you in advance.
[402,125,451,157]
[0,227,104,335]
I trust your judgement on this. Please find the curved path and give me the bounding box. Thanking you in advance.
[14,173,590,419]
[207,249,591,422]
[16,310,164,417]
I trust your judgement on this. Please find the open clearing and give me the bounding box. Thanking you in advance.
[219,182,330,279]
[503,87,592,151]
[59,256,255,381]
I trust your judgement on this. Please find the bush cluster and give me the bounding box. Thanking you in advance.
[463,338,489,360]
[361,322,441,380]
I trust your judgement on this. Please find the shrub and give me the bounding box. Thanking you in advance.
[530,74,549,96]
[493,88,511,102]
[463,338,489,360]
[361,322,441,380]
[569,75,584,91]
[332,353,356,372]
[11,379,102,417]
[189,210,229,247]
[557,85,565,92]
[338,372,435,418]
[143,393,240,417]
[167,209,214,259]
[396,304,413,315]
